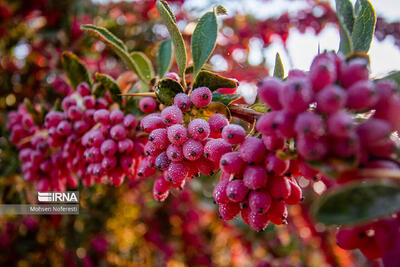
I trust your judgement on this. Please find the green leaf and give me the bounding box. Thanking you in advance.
[155,78,184,105]
[192,70,238,92]
[156,1,187,85]
[273,53,284,79]
[212,93,241,106]
[351,0,376,53]
[95,73,122,105]
[24,98,38,116]
[313,180,400,225]
[81,24,148,83]
[191,5,226,79]
[157,39,173,78]
[249,103,269,113]
[61,51,92,88]
[130,52,154,83]
[335,0,355,55]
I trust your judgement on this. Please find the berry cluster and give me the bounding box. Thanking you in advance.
[256,52,399,184]
[7,82,143,190]
[336,213,400,262]
[212,134,302,232]
[137,86,224,201]
[7,104,72,191]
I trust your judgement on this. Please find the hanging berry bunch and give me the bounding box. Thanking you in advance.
[6,0,400,265]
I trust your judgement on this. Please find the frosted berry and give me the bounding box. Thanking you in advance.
[309,57,337,92]
[197,157,216,176]
[167,162,187,184]
[93,109,110,124]
[188,119,210,140]
[174,93,191,112]
[268,200,288,225]
[123,114,138,130]
[279,77,313,114]
[204,138,232,164]
[346,81,378,110]
[164,72,180,82]
[257,77,283,110]
[248,211,269,231]
[144,141,162,157]
[213,179,230,204]
[190,87,212,107]
[238,137,266,164]
[327,111,354,138]
[256,111,279,136]
[139,97,157,113]
[161,105,183,126]
[297,135,328,161]
[155,152,170,171]
[226,179,248,203]
[167,124,188,145]
[269,176,291,200]
[118,139,134,154]
[218,202,240,220]
[220,152,245,176]
[56,120,72,136]
[110,125,126,141]
[101,156,117,170]
[262,135,285,151]
[265,153,289,176]
[316,85,347,114]
[166,144,183,162]
[77,82,91,96]
[61,96,77,110]
[248,190,272,214]
[182,139,203,161]
[101,139,117,156]
[83,96,96,109]
[208,113,229,138]
[274,110,297,138]
[109,110,124,125]
[149,128,169,149]
[222,124,246,144]
[339,58,369,88]
[153,176,170,201]
[141,115,165,133]
[243,166,268,190]
[67,106,83,121]
[294,112,325,137]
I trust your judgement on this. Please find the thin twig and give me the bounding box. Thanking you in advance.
[360,168,400,179]
[120,92,156,97]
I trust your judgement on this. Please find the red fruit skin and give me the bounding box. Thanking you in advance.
[267,200,288,225]
[309,57,337,92]
[265,153,290,176]
[213,179,230,204]
[248,211,269,231]
[339,58,369,88]
[226,179,249,203]
[268,176,291,200]
[218,202,241,220]
[375,218,400,267]
[285,180,302,205]
[359,239,382,260]
[262,135,285,151]
[243,166,268,190]
[374,95,400,133]
[248,190,272,214]
[238,137,266,164]
[257,77,283,110]
[336,228,362,250]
